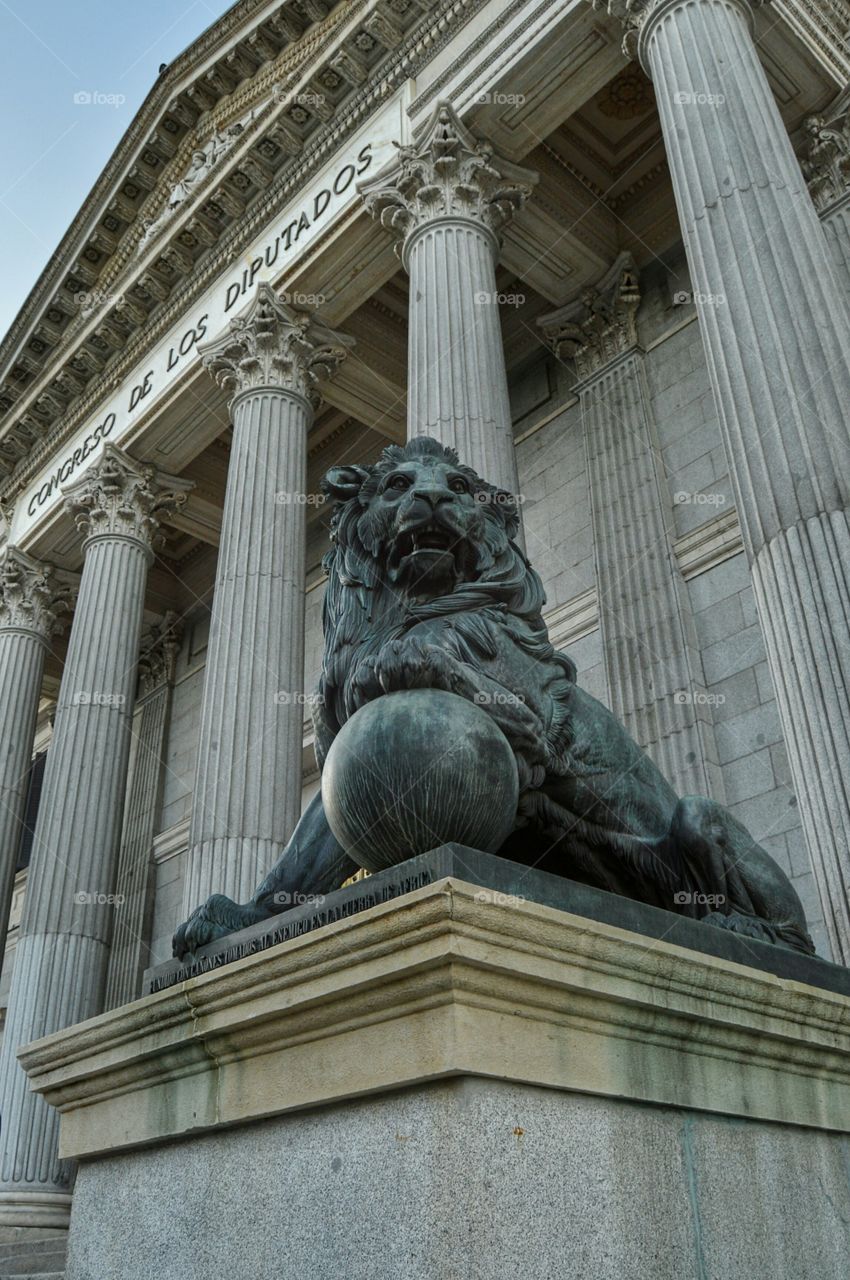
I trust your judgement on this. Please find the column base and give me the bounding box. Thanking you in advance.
[0,1190,72,1230]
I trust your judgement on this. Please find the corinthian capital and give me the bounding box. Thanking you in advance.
[0,547,73,641]
[63,444,194,554]
[138,611,182,698]
[802,92,850,213]
[539,253,641,381]
[200,284,354,405]
[593,0,765,57]
[359,101,537,261]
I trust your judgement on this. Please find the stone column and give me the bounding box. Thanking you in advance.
[0,446,190,1228]
[360,101,537,499]
[598,0,850,961]
[104,615,181,1008]
[540,255,723,800]
[0,549,71,964]
[802,93,850,302]
[181,285,352,913]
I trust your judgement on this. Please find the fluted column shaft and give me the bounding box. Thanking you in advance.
[104,618,180,1008]
[0,556,69,967]
[821,195,850,303]
[182,285,351,913]
[634,0,850,959]
[360,101,537,501]
[0,630,45,951]
[0,448,189,1227]
[581,351,723,799]
[406,218,519,496]
[184,388,311,909]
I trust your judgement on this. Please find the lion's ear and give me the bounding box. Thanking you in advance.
[321,465,370,503]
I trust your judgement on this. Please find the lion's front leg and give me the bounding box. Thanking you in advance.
[350,637,550,781]
[349,637,462,709]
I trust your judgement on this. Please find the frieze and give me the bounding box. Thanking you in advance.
[11,97,402,540]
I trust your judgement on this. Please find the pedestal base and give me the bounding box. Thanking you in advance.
[64,1078,850,1280]
[20,869,850,1279]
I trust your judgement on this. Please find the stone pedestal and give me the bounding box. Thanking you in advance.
[360,102,536,501]
[182,286,352,912]
[21,873,850,1278]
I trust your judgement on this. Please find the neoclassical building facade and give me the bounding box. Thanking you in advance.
[0,0,848,1242]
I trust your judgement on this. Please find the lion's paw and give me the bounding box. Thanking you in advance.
[172,894,254,960]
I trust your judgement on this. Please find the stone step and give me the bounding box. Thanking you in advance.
[0,1236,67,1275]
[0,1273,64,1280]
[0,1251,66,1270]
[0,1274,64,1280]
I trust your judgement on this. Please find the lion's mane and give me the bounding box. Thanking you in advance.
[312,437,575,763]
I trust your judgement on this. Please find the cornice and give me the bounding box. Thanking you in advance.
[0,0,497,503]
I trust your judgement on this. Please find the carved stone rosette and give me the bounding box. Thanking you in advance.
[62,443,192,556]
[359,100,537,264]
[200,284,353,406]
[538,253,641,382]
[0,547,72,642]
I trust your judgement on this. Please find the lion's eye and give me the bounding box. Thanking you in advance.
[449,478,468,494]
[389,475,410,491]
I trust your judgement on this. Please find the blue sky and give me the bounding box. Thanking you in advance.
[0,0,236,339]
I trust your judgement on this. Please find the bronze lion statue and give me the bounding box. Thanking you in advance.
[174,436,814,958]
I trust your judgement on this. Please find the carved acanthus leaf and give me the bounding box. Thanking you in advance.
[200,283,354,404]
[0,546,74,640]
[538,253,641,381]
[359,101,537,254]
[802,92,850,212]
[63,444,193,552]
[138,611,183,696]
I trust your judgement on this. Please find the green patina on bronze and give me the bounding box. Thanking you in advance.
[174,437,814,960]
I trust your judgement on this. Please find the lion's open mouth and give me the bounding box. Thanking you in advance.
[395,522,458,560]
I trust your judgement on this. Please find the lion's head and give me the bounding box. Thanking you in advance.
[322,435,521,601]
[312,437,572,753]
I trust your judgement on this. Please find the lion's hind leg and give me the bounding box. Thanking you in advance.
[671,796,815,955]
